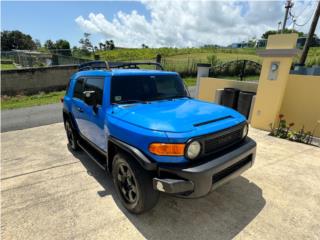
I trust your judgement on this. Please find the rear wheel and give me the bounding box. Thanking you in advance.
[64,119,79,151]
[112,153,159,214]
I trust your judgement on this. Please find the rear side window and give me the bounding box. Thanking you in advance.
[84,77,105,105]
[73,78,84,100]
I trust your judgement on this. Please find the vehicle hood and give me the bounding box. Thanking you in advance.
[111,98,245,133]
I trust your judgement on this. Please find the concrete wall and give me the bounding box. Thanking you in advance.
[197,77,258,102]
[1,65,78,95]
[197,74,320,137]
[280,74,320,137]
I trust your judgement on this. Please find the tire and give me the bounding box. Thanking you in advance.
[112,153,159,214]
[64,119,80,151]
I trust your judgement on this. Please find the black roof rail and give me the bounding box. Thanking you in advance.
[78,61,109,71]
[78,61,164,71]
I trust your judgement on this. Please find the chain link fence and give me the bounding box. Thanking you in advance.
[161,58,206,77]
[209,60,261,81]
[1,51,90,68]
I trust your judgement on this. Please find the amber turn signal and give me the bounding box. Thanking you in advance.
[149,143,185,156]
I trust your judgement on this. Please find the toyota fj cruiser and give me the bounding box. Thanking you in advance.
[63,61,256,214]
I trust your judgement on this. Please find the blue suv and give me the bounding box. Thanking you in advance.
[63,61,256,214]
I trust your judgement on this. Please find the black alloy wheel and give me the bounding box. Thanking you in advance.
[116,163,139,204]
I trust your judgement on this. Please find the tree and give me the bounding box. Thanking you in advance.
[141,44,149,49]
[44,40,55,50]
[44,39,71,56]
[1,30,37,51]
[79,33,93,54]
[105,40,115,50]
[99,42,105,50]
[261,29,304,39]
[34,39,41,49]
[247,37,257,48]
[55,39,71,56]
[72,46,81,57]
[109,40,115,50]
[105,40,110,50]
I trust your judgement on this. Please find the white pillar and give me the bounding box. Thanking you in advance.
[195,63,211,98]
[214,89,224,104]
[248,95,256,123]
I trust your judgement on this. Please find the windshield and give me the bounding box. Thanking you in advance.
[111,75,189,103]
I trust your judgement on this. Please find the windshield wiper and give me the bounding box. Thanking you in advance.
[113,99,147,104]
[149,95,191,101]
[170,95,191,99]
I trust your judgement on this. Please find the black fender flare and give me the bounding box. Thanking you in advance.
[108,136,157,171]
[62,109,78,131]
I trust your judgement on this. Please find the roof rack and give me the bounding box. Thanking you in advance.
[78,61,164,71]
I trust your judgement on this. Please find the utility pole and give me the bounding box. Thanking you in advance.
[282,0,294,33]
[292,19,296,30]
[278,21,282,32]
[299,0,320,65]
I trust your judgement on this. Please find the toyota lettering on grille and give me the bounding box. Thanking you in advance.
[217,134,234,144]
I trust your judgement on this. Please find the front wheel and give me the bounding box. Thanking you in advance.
[112,153,159,214]
[64,119,79,151]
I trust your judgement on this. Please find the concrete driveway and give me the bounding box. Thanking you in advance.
[1,123,320,240]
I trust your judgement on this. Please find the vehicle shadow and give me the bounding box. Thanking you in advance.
[71,150,265,240]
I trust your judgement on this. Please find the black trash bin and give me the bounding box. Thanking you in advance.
[237,91,256,119]
[220,88,240,109]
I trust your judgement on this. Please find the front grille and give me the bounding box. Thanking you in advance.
[204,128,243,154]
[185,123,246,161]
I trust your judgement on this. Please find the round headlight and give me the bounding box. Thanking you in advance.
[186,141,201,159]
[242,124,248,138]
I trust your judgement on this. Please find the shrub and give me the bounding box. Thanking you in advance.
[269,114,318,146]
[207,54,219,66]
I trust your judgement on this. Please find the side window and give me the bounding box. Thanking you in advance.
[66,79,71,94]
[84,77,104,105]
[73,78,84,100]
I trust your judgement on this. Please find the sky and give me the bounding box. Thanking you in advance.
[1,0,319,48]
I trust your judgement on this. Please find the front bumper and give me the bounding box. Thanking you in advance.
[153,137,256,198]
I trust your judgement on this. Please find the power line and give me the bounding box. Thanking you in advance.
[290,1,318,28]
[295,17,313,27]
[290,1,313,19]
[299,0,320,65]
[294,8,316,27]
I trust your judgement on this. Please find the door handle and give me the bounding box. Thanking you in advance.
[77,107,84,112]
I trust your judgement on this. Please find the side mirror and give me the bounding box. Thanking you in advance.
[83,90,97,106]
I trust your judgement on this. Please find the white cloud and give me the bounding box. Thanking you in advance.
[75,0,318,47]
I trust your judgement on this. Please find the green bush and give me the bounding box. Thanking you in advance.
[207,54,220,66]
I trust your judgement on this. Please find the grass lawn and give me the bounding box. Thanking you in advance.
[1,63,17,70]
[1,91,65,110]
[166,52,261,63]
[182,75,258,87]
[183,77,197,86]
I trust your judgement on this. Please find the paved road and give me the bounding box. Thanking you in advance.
[1,103,63,132]
[2,123,320,240]
[1,87,196,132]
